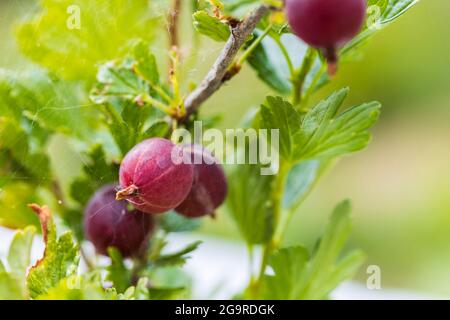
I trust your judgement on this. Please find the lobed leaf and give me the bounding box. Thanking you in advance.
[260,95,302,161]
[106,248,132,294]
[295,89,381,161]
[26,204,80,299]
[153,241,202,268]
[193,11,231,42]
[261,201,366,300]
[159,211,202,233]
[16,0,161,82]
[227,163,275,244]
[0,183,41,229]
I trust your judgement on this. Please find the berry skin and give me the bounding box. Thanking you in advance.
[84,184,154,257]
[175,145,227,218]
[286,0,366,72]
[116,138,194,214]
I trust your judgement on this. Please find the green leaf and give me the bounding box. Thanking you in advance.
[134,277,150,300]
[153,241,202,268]
[227,163,275,244]
[370,0,419,25]
[132,41,160,85]
[298,200,366,299]
[16,0,161,81]
[90,57,167,154]
[193,11,231,42]
[148,287,186,300]
[106,248,132,294]
[91,60,148,104]
[146,266,192,296]
[116,278,150,300]
[26,205,80,299]
[142,120,170,140]
[282,160,325,210]
[159,211,202,233]
[8,227,36,281]
[0,69,96,139]
[260,201,366,300]
[121,101,152,132]
[0,117,51,181]
[315,249,367,299]
[70,144,118,207]
[223,0,261,16]
[37,274,110,300]
[0,183,41,229]
[260,96,302,161]
[341,0,420,68]
[246,32,293,94]
[0,261,23,300]
[0,227,36,300]
[295,89,381,161]
[262,246,309,299]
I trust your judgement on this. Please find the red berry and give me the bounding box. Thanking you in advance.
[84,184,154,257]
[117,138,194,214]
[175,145,227,218]
[286,0,366,72]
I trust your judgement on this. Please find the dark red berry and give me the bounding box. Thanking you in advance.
[84,184,154,257]
[116,138,194,214]
[175,145,227,218]
[286,0,366,73]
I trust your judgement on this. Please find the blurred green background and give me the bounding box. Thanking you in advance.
[1,0,450,297]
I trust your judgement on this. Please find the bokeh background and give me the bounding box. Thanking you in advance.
[1,0,449,297]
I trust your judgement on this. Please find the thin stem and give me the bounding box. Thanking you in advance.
[255,162,290,289]
[299,62,327,112]
[103,103,122,124]
[142,94,172,114]
[237,24,272,66]
[152,84,173,104]
[292,47,317,106]
[273,36,295,78]
[274,160,333,246]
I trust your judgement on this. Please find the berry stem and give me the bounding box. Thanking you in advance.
[141,94,172,114]
[299,62,327,112]
[292,47,317,106]
[236,23,273,67]
[273,36,296,79]
[151,84,173,104]
[116,184,138,200]
[323,47,338,76]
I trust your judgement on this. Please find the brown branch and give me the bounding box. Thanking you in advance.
[168,0,182,49]
[182,5,272,119]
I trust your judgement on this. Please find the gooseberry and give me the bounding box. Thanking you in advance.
[175,145,227,218]
[286,0,366,73]
[84,184,154,257]
[116,138,194,214]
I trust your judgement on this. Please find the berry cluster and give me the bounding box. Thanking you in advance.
[84,138,227,257]
[84,0,366,258]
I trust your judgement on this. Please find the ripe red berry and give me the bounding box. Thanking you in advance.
[84,184,154,257]
[286,0,366,73]
[116,138,194,214]
[175,145,227,218]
